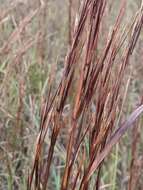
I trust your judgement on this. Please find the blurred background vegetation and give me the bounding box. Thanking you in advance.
[0,0,143,189]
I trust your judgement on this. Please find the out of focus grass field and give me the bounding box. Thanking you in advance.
[0,0,143,189]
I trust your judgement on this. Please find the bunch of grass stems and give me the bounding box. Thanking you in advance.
[28,0,143,189]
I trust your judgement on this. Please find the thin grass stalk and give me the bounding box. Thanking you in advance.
[128,96,143,190]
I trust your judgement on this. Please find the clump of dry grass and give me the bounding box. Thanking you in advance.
[28,0,143,190]
[0,0,143,190]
